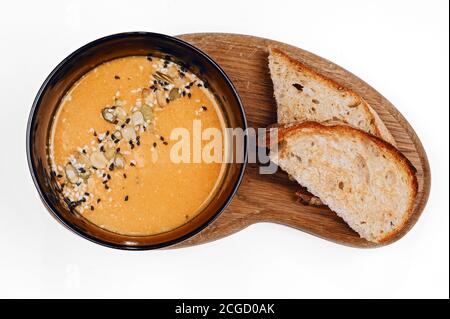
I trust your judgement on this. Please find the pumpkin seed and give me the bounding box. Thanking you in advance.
[112,130,122,140]
[101,107,117,123]
[169,87,180,100]
[114,154,125,169]
[76,154,91,169]
[131,111,144,126]
[114,107,128,121]
[75,154,91,179]
[65,164,80,184]
[104,146,116,160]
[122,126,137,141]
[167,66,179,79]
[90,151,108,169]
[141,105,153,122]
[156,90,167,107]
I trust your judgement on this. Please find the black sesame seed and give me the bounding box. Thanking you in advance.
[121,124,126,129]
[123,173,127,178]
[82,149,87,154]
[93,131,97,137]
[201,106,208,111]
[125,118,130,124]
[84,192,90,196]
[146,55,152,61]
[160,136,165,141]
[107,174,111,180]
[188,93,192,98]
[105,131,110,136]
[130,162,135,167]
[114,75,120,80]
[78,167,86,173]
[90,205,94,211]
[124,195,129,201]
[97,198,101,204]
[105,184,109,190]
[92,166,98,170]
[116,148,121,153]
[100,145,105,152]
[57,174,63,178]
[153,142,157,147]
[163,141,168,145]
[109,163,114,171]
[114,139,120,144]
[166,98,170,103]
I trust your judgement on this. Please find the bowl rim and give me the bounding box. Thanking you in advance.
[26,31,248,250]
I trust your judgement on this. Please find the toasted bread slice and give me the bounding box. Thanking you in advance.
[268,47,396,146]
[268,122,417,243]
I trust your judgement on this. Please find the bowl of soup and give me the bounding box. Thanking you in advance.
[27,32,247,249]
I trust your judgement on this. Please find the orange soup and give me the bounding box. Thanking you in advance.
[49,56,227,236]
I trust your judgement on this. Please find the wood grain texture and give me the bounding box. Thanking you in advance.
[173,33,431,248]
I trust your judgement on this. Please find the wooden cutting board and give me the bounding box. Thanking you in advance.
[173,33,431,248]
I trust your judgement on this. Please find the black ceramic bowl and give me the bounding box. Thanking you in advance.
[27,32,247,250]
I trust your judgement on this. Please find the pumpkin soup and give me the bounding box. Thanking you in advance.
[49,56,228,236]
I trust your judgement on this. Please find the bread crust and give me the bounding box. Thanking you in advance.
[270,121,418,243]
[268,47,397,146]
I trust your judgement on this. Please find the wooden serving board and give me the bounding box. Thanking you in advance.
[174,33,431,248]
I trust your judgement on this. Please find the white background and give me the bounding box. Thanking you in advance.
[0,0,448,299]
